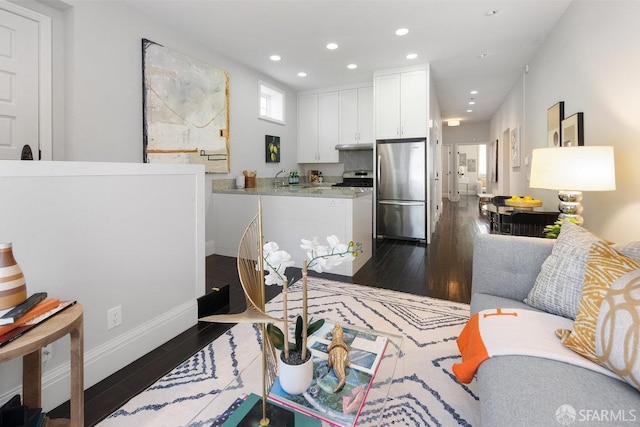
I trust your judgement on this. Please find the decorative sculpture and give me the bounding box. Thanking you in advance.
[199,200,280,426]
[327,323,351,393]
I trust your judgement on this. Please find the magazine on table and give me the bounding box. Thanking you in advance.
[268,320,389,427]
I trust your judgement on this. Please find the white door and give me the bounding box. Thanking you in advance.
[0,8,40,160]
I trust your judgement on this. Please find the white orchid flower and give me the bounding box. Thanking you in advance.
[300,235,357,273]
[262,241,294,286]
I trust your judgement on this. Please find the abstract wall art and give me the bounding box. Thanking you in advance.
[142,39,230,173]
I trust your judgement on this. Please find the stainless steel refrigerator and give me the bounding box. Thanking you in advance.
[376,139,426,240]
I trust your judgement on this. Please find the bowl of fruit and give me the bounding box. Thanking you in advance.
[505,195,543,209]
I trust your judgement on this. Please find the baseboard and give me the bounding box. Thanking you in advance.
[206,239,216,256]
[0,300,197,411]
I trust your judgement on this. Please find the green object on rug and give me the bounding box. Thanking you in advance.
[223,393,320,427]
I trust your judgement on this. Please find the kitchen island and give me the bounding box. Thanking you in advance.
[211,184,372,276]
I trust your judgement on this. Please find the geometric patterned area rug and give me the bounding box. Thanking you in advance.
[97,277,479,426]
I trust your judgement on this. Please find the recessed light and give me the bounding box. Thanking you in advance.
[485,9,499,16]
[406,53,418,60]
[467,109,473,113]
[470,90,478,95]
[347,64,358,69]
[477,53,489,58]
[326,43,339,50]
[448,120,460,127]
[269,55,281,61]
[395,28,409,36]
[297,72,307,77]
[469,101,476,105]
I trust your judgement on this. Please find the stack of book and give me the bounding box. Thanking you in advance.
[0,395,45,427]
[0,293,76,347]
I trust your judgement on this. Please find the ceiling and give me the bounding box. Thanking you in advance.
[123,0,572,124]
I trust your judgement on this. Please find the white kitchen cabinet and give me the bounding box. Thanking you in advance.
[375,69,427,139]
[297,93,319,163]
[339,86,373,145]
[318,91,340,163]
[297,92,339,163]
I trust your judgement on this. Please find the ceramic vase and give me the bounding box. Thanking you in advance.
[278,351,314,395]
[0,243,27,309]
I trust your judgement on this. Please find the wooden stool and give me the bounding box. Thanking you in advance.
[0,304,84,427]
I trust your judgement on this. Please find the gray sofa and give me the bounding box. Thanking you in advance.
[470,234,640,426]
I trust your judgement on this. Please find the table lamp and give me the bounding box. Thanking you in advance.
[529,146,616,225]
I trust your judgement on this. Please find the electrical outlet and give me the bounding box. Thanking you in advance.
[42,344,53,365]
[107,305,122,330]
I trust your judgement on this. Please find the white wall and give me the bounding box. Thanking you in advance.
[489,76,526,197]
[0,161,205,410]
[491,0,640,242]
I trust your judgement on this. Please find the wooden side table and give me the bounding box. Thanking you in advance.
[0,304,83,427]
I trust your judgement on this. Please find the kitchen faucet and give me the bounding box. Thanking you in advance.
[273,169,286,187]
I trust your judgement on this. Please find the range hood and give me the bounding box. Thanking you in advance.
[335,143,373,151]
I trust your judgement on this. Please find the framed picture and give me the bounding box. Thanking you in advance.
[265,135,281,163]
[547,102,564,147]
[561,113,584,146]
[467,158,476,173]
[458,152,467,167]
[142,39,230,173]
[510,126,520,168]
[490,139,499,183]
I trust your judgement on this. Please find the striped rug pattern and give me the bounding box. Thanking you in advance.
[98,278,479,426]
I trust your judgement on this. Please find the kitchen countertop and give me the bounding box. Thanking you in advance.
[212,184,373,199]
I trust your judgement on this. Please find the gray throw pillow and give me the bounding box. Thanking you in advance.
[524,221,603,319]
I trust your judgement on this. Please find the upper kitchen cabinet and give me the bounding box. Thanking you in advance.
[374,67,428,139]
[297,92,340,163]
[339,86,373,146]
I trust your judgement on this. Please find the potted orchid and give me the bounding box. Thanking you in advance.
[263,235,362,394]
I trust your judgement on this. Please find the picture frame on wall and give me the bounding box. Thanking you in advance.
[490,139,499,182]
[547,101,564,147]
[561,112,584,146]
[459,152,467,167]
[265,135,281,163]
[467,158,476,173]
[510,126,520,168]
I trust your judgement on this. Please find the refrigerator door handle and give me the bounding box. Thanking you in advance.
[377,154,381,196]
[378,200,424,206]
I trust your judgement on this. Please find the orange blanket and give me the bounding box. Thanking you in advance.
[453,308,618,384]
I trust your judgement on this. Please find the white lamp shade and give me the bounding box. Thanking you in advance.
[530,146,616,191]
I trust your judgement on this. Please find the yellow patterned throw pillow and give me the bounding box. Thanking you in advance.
[560,241,640,363]
[595,270,640,391]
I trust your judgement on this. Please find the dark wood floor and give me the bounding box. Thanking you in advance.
[48,198,488,425]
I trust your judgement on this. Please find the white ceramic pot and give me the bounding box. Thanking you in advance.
[278,352,313,395]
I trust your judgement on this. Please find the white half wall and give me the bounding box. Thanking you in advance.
[0,160,205,410]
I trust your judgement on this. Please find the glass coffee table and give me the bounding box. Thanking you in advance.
[186,322,404,426]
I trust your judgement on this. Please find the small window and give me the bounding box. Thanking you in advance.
[258,80,285,124]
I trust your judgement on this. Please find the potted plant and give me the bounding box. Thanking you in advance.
[263,236,362,394]
[543,217,579,239]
